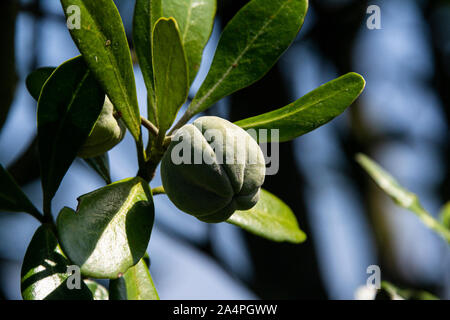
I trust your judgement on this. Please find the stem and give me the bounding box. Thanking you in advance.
[29,209,46,224]
[168,110,192,135]
[141,116,159,137]
[136,132,150,181]
[412,204,450,244]
[151,186,165,195]
[42,198,55,225]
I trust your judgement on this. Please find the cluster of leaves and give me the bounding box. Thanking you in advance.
[0,0,365,300]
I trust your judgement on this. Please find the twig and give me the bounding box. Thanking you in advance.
[141,116,159,137]
[151,186,165,196]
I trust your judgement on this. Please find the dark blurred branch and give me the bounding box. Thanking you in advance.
[424,2,450,202]
[0,0,19,134]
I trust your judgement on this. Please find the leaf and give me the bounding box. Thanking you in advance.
[56,177,155,279]
[377,281,439,300]
[38,56,105,207]
[133,0,162,109]
[440,202,450,230]
[227,189,306,243]
[60,0,141,141]
[84,280,109,300]
[21,225,93,300]
[83,153,112,185]
[0,164,41,217]
[356,153,450,244]
[109,258,159,300]
[235,73,366,142]
[25,67,56,101]
[188,0,308,116]
[163,0,216,84]
[153,17,189,137]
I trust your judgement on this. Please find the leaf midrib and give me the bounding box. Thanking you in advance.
[84,3,139,135]
[182,0,194,43]
[191,1,290,113]
[238,81,360,129]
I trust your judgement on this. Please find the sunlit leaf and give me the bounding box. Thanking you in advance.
[163,0,216,84]
[109,258,159,300]
[235,73,366,142]
[38,56,104,207]
[188,0,308,116]
[357,153,450,244]
[133,0,162,116]
[227,189,306,243]
[153,17,189,138]
[84,280,109,300]
[376,281,439,300]
[440,202,450,230]
[57,177,155,279]
[21,225,92,300]
[61,0,141,141]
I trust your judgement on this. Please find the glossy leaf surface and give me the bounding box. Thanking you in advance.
[188,0,308,115]
[235,73,366,142]
[84,280,109,300]
[57,177,155,279]
[61,0,141,141]
[21,225,92,300]
[38,56,104,206]
[153,17,189,137]
[227,189,306,243]
[163,0,216,84]
[133,0,162,104]
[109,258,159,300]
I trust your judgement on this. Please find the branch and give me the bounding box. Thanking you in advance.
[141,117,159,137]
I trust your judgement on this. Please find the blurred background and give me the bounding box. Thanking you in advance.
[0,0,449,300]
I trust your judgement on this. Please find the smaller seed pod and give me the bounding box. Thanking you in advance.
[161,116,266,223]
[78,96,126,159]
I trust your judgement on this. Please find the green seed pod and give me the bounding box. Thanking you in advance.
[78,96,126,159]
[161,116,266,223]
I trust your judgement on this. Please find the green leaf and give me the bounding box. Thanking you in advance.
[227,189,306,243]
[25,67,56,101]
[83,153,112,185]
[163,0,216,84]
[60,0,141,141]
[356,153,450,244]
[439,202,450,230]
[153,17,189,137]
[109,258,159,300]
[235,73,366,142]
[84,280,109,300]
[38,56,105,207]
[0,164,41,217]
[188,0,308,116]
[133,0,162,109]
[21,225,93,300]
[377,281,439,300]
[56,177,155,279]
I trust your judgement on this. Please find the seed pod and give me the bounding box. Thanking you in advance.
[78,96,126,159]
[161,116,266,223]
